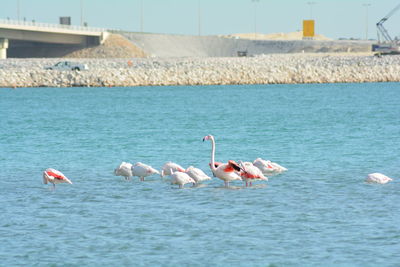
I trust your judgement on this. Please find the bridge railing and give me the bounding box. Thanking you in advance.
[0,18,107,33]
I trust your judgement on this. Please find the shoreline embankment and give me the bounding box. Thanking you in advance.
[1,53,400,88]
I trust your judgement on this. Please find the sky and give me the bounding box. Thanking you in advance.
[1,0,400,40]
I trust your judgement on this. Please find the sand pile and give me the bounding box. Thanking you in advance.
[64,34,147,58]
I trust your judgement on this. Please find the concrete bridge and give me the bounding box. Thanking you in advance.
[0,19,109,58]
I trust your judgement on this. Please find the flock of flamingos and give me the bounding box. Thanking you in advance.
[42,135,394,189]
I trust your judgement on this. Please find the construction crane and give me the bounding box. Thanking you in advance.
[373,3,400,55]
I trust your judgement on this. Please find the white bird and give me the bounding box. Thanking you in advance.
[185,166,212,183]
[160,162,186,177]
[170,169,196,189]
[114,162,133,180]
[253,157,287,175]
[203,135,242,187]
[131,162,160,181]
[43,168,72,188]
[239,161,268,187]
[365,173,393,184]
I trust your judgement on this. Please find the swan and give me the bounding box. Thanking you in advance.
[253,157,287,175]
[131,162,160,181]
[114,162,133,180]
[239,161,268,187]
[43,168,72,188]
[160,162,186,177]
[186,166,212,183]
[203,135,242,187]
[365,173,393,184]
[170,169,196,189]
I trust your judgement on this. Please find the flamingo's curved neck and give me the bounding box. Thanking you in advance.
[210,137,216,172]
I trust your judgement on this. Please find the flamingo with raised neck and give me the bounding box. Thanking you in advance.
[203,135,242,187]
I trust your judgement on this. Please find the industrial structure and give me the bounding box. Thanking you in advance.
[373,3,400,55]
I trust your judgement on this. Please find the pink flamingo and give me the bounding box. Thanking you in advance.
[170,169,196,189]
[239,161,268,187]
[208,161,222,177]
[365,173,393,184]
[253,158,287,176]
[131,162,160,181]
[186,166,212,184]
[203,135,242,187]
[114,162,133,180]
[43,168,72,188]
[160,162,186,177]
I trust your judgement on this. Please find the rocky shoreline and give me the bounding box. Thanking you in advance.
[1,53,400,88]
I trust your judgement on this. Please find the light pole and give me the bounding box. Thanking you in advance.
[252,0,260,39]
[363,3,371,40]
[17,0,20,20]
[198,0,201,36]
[307,1,316,19]
[80,0,84,26]
[140,0,144,32]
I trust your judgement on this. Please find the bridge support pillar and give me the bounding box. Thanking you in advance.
[0,38,9,59]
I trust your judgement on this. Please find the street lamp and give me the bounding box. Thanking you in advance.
[140,0,144,32]
[17,0,20,20]
[198,0,201,36]
[363,3,371,40]
[307,1,316,19]
[252,0,260,39]
[80,0,84,26]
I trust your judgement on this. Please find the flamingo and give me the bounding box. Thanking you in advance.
[170,169,196,189]
[239,161,268,187]
[43,168,72,188]
[186,166,212,184]
[203,135,242,187]
[253,158,287,175]
[365,173,393,184]
[114,162,133,180]
[131,162,160,181]
[208,161,222,177]
[160,162,186,177]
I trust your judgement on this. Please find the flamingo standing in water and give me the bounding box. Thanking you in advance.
[208,162,223,177]
[170,169,196,189]
[131,162,160,181]
[160,162,186,177]
[43,168,72,188]
[186,166,212,184]
[239,161,268,187]
[365,173,393,184]
[253,158,287,176]
[203,135,242,187]
[114,162,133,180]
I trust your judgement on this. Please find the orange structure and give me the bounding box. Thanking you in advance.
[303,20,315,39]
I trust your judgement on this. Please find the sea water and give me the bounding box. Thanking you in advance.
[0,83,399,266]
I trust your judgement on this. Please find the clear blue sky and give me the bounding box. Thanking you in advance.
[1,0,400,40]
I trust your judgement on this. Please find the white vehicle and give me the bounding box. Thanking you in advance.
[45,61,88,71]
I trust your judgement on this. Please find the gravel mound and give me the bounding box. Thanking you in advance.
[64,34,147,58]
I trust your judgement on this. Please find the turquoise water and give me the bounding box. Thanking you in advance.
[0,83,399,266]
